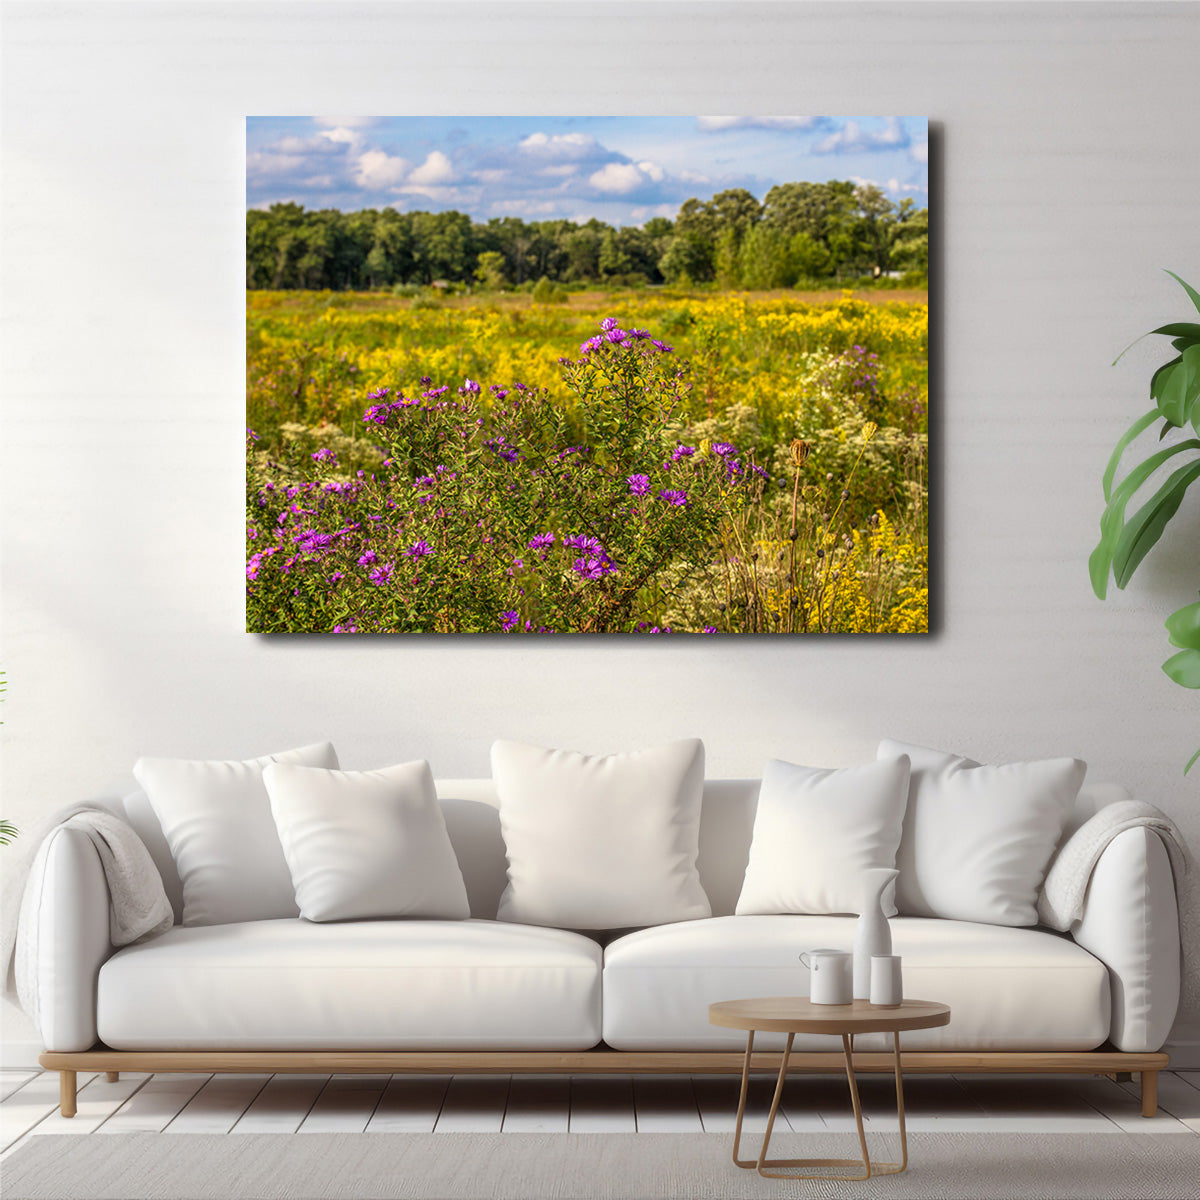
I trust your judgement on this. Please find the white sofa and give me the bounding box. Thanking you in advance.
[31,777,1181,1116]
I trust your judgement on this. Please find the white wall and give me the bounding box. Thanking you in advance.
[2,1,1198,1054]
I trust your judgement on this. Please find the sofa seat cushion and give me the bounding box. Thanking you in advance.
[602,915,1110,1052]
[97,919,602,1050]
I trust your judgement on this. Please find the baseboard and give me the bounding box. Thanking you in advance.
[1164,1021,1200,1070]
[0,1040,44,1071]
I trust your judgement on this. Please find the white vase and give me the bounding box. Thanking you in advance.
[853,867,898,1000]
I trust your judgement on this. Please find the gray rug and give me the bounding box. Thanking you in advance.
[3,1131,1199,1199]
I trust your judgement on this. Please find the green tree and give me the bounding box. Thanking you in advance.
[599,228,633,279]
[474,249,508,290]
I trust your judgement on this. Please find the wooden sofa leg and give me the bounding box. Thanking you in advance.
[59,1070,77,1118]
[1141,1070,1158,1118]
[106,1072,120,1082]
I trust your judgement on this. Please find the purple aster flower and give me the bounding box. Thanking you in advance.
[366,387,390,401]
[650,339,673,353]
[358,550,378,566]
[332,622,358,633]
[527,532,555,552]
[627,473,651,496]
[702,625,718,633]
[604,327,629,344]
[659,488,689,507]
[572,555,617,581]
[628,328,650,340]
[246,427,259,442]
[295,530,334,554]
[563,533,603,555]
[579,335,603,355]
[711,441,737,458]
[368,563,394,586]
[671,444,696,461]
[363,405,390,426]
[600,317,620,331]
[500,610,519,632]
[311,448,337,464]
[405,540,433,559]
[459,378,481,395]
[245,553,263,581]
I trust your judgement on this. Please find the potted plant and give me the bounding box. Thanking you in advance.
[1090,271,1200,772]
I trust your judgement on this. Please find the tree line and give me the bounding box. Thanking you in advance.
[246,181,928,291]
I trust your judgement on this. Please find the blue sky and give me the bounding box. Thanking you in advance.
[246,116,928,225]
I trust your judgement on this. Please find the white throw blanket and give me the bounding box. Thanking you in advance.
[2,802,174,1021]
[1038,800,1188,931]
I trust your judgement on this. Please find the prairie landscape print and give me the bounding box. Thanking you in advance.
[246,116,929,634]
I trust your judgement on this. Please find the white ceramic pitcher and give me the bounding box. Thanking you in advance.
[799,948,853,1005]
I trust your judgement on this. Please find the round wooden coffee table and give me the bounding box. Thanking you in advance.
[709,996,951,1180]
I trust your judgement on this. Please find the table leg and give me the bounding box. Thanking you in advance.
[730,1030,757,1168]
[741,1031,912,1180]
[755,1033,794,1175]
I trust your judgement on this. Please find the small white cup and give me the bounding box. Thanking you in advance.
[870,955,903,1007]
[800,949,853,1005]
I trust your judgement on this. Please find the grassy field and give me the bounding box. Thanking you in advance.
[246,288,928,634]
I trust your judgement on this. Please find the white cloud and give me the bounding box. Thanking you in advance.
[630,203,678,222]
[408,150,456,186]
[814,117,909,155]
[589,162,646,194]
[588,161,666,194]
[850,174,927,198]
[910,141,928,164]
[539,164,579,178]
[319,126,365,147]
[355,149,411,190]
[679,169,710,184]
[518,131,600,159]
[698,116,825,132]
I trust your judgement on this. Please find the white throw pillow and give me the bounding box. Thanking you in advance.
[135,741,338,926]
[878,739,1086,926]
[264,760,470,923]
[736,756,910,916]
[492,738,711,929]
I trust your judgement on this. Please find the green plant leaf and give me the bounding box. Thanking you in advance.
[1165,270,1200,316]
[1156,359,1189,425]
[1090,439,1200,597]
[1186,745,1200,776]
[1163,648,1200,688]
[1101,408,1159,501]
[1183,343,1200,425]
[1151,354,1184,401]
[1151,323,1200,340]
[1113,459,1200,588]
[1114,323,1200,364]
[1166,598,1200,649]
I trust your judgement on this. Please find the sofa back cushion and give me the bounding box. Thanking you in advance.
[134,742,340,927]
[878,739,1087,926]
[491,739,711,930]
[114,776,1122,924]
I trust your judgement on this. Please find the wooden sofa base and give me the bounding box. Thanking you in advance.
[41,1048,1168,1120]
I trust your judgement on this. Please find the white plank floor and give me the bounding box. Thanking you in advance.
[2,1069,1198,1160]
